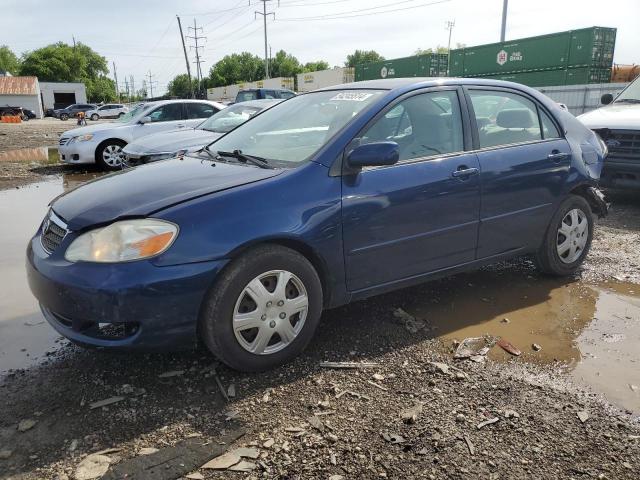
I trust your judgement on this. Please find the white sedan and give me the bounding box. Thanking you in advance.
[58,100,226,169]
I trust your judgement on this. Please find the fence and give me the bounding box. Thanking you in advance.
[536,82,628,116]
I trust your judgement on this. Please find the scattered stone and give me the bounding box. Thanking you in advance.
[497,339,521,356]
[121,384,135,395]
[329,476,345,480]
[477,417,499,429]
[75,454,111,480]
[68,439,79,452]
[501,318,510,324]
[381,432,405,444]
[235,447,260,459]
[17,419,37,432]
[372,373,385,381]
[456,413,466,423]
[577,411,590,423]
[455,372,468,381]
[393,307,427,333]
[89,396,125,410]
[227,384,236,398]
[463,435,475,456]
[0,449,12,459]
[202,451,241,470]
[318,398,331,409]
[229,460,256,472]
[367,380,388,391]
[629,384,638,392]
[185,473,205,480]
[157,370,185,378]
[504,410,520,419]
[532,343,542,352]
[454,336,494,359]
[319,361,379,369]
[263,438,275,449]
[430,362,450,375]
[401,402,423,424]
[330,453,337,465]
[285,427,305,433]
[326,433,339,443]
[307,415,325,432]
[138,447,159,455]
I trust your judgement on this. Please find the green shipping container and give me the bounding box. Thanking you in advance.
[449,26,616,77]
[355,53,449,81]
[480,66,611,87]
[565,66,612,85]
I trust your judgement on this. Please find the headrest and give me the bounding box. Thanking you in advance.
[496,109,535,129]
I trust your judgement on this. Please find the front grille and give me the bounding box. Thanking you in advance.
[603,130,640,165]
[59,137,70,146]
[41,211,68,254]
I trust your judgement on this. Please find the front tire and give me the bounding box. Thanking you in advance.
[96,139,127,170]
[60,113,69,121]
[200,245,323,372]
[536,195,593,276]
[91,113,99,121]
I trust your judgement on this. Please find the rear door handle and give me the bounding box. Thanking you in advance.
[177,124,186,128]
[548,151,569,162]
[452,167,479,178]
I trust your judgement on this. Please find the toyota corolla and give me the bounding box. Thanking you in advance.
[27,78,608,372]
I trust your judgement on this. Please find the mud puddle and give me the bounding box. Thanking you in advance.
[0,146,59,165]
[0,175,103,374]
[404,270,640,414]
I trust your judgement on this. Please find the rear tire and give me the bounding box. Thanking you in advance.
[60,113,69,121]
[91,113,99,121]
[536,195,593,276]
[96,139,127,170]
[200,245,323,372]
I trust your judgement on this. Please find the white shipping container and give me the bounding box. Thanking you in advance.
[296,68,355,92]
[254,77,295,90]
[536,82,628,115]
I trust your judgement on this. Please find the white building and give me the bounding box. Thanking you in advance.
[0,76,43,118]
[39,82,87,111]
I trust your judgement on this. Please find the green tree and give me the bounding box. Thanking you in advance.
[344,50,385,67]
[414,45,449,55]
[0,45,20,75]
[302,60,330,73]
[208,52,264,87]
[167,73,198,98]
[269,50,302,78]
[85,76,117,103]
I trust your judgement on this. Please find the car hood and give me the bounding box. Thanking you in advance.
[51,156,282,230]
[123,128,221,155]
[60,122,132,138]
[577,103,640,130]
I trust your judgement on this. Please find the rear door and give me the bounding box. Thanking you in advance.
[131,103,185,140]
[184,102,219,127]
[341,87,481,291]
[465,87,571,259]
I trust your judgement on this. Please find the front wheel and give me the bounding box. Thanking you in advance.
[96,140,127,170]
[200,245,323,372]
[536,195,593,276]
[60,113,69,121]
[91,113,99,121]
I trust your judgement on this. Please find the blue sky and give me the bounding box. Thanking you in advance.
[4,0,639,95]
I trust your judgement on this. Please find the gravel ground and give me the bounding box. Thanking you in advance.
[1,120,640,479]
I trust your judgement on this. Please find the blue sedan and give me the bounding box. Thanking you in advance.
[27,78,608,371]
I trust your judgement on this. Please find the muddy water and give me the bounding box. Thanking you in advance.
[0,173,103,374]
[0,146,59,165]
[405,271,640,413]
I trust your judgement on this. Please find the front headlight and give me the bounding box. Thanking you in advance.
[71,134,94,143]
[65,219,178,263]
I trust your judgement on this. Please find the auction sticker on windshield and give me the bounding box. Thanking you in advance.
[330,92,375,101]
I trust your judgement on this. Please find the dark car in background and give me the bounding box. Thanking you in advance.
[53,103,97,121]
[27,78,608,372]
[235,88,295,103]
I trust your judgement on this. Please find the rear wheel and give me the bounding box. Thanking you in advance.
[200,245,323,372]
[60,113,69,121]
[91,113,99,121]
[96,139,127,170]
[118,112,125,118]
[536,195,593,276]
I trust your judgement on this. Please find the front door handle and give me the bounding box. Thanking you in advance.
[548,151,569,162]
[176,124,186,128]
[452,166,479,178]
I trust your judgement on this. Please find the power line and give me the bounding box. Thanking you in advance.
[276,0,450,21]
[253,0,277,79]
[147,71,158,98]
[186,19,207,97]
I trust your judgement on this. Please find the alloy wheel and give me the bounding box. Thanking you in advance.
[232,270,309,355]
[102,144,124,167]
[557,208,588,264]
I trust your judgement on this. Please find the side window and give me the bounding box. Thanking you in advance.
[540,110,561,139]
[186,103,217,119]
[280,91,295,99]
[359,90,464,161]
[468,90,542,148]
[148,103,183,122]
[264,90,277,99]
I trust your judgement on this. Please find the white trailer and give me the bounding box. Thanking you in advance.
[207,78,295,102]
[296,67,355,93]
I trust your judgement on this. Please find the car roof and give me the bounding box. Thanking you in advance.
[232,99,283,108]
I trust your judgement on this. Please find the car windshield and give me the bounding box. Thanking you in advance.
[115,104,146,123]
[199,104,263,133]
[615,77,640,103]
[209,89,385,167]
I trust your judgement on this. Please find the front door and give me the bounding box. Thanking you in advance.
[465,88,572,259]
[133,102,186,140]
[342,88,481,292]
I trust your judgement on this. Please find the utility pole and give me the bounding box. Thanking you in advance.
[72,36,76,49]
[147,71,157,98]
[446,20,455,75]
[187,19,207,98]
[254,0,277,79]
[500,0,508,42]
[113,62,120,102]
[124,78,129,102]
[130,75,135,100]
[177,15,194,99]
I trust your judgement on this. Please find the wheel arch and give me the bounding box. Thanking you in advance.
[94,137,128,163]
[569,183,609,218]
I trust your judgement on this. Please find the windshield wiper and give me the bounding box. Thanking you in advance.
[615,98,640,104]
[216,150,272,169]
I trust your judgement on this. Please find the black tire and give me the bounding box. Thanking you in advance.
[91,113,99,121]
[200,245,323,372]
[60,113,69,121]
[21,114,29,121]
[118,112,125,118]
[96,139,127,170]
[536,195,593,276]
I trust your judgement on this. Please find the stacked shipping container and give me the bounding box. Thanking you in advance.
[355,53,449,81]
[449,26,616,86]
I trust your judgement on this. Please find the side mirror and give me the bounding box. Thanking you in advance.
[346,141,399,169]
[601,93,614,105]
[139,116,152,124]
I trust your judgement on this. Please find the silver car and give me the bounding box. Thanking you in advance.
[58,100,226,170]
[122,99,281,165]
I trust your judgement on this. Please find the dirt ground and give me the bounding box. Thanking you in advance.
[1,121,640,480]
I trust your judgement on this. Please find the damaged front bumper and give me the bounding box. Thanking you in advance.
[585,186,609,218]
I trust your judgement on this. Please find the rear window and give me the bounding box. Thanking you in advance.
[236,91,258,102]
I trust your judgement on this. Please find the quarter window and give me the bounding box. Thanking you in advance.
[540,110,561,139]
[468,90,543,148]
[148,103,183,122]
[358,90,464,161]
